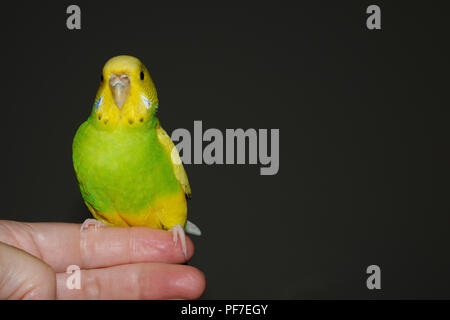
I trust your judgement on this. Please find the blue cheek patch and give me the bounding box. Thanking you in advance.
[141,95,151,110]
[94,96,103,110]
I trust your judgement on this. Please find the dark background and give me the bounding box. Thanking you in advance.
[1,1,449,299]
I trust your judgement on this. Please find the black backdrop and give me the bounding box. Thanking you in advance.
[1,1,449,299]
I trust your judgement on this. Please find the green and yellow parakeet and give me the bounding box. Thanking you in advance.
[72,55,200,257]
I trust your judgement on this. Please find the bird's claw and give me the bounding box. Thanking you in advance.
[80,219,107,232]
[169,224,187,259]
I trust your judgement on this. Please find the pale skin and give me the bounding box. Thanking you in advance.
[0,220,206,299]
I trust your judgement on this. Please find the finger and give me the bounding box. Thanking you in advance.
[56,262,205,300]
[0,221,194,273]
[0,242,56,299]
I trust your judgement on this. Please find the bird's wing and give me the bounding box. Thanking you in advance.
[156,122,192,198]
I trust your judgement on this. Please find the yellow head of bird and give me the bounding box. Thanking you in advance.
[92,55,159,127]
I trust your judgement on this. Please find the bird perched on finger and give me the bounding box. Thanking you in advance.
[72,55,200,257]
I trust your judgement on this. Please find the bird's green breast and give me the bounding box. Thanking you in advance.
[72,117,181,216]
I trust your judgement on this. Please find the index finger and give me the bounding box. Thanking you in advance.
[0,221,194,273]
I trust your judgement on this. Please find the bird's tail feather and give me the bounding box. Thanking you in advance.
[185,220,202,236]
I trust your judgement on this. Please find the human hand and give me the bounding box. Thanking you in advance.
[0,220,205,299]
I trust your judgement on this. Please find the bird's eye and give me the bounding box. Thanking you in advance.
[100,74,104,82]
[140,71,144,80]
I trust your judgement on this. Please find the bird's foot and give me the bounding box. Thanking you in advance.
[169,224,187,259]
[80,219,107,232]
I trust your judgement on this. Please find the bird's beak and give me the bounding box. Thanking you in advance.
[109,74,130,109]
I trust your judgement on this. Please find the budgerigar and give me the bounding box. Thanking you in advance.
[72,55,200,257]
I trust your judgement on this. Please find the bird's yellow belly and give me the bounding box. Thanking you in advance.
[88,189,187,230]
